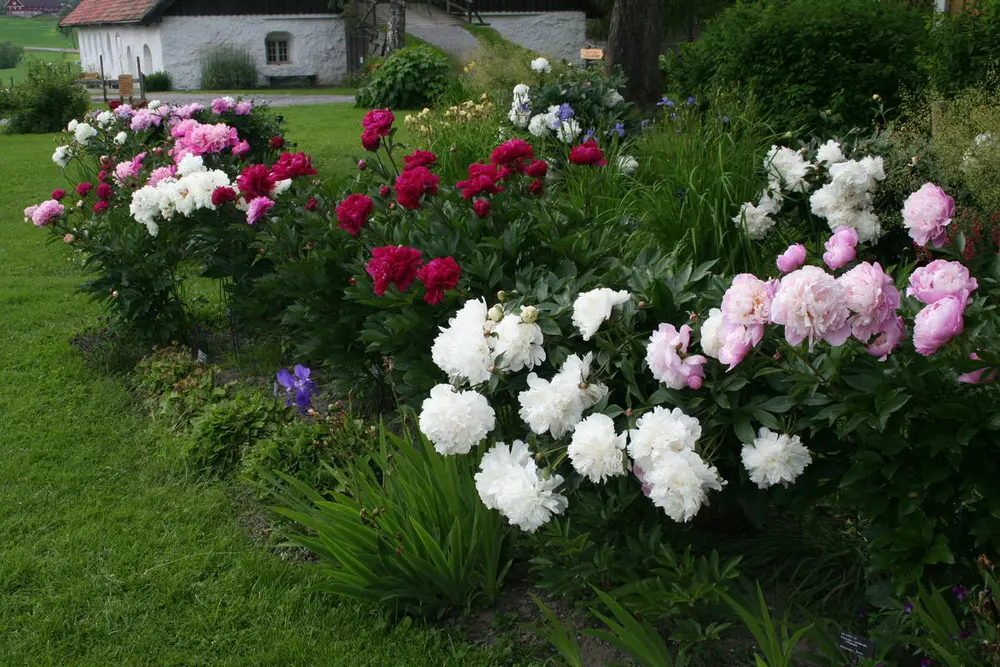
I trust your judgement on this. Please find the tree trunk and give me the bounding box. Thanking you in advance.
[386,0,406,54]
[606,0,663,111]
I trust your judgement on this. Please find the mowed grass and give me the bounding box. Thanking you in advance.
[0,133,530,665]
[0,50,79,86]
[0,16,76,49]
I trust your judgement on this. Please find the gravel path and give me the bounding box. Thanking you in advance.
[89,92,355,108]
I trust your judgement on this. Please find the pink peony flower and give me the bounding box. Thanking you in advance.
[822,226,859,270]
[416,256,462,305]
[246,196,275,225]
[913,296,965,356]
[113,152,146,185]
[839,262,900,342]
[646,323,708,390]
[776,243,807,274]
[76,182,93,197]
[173,122,239,159]
[336,193,375,236]
[771,265,851,348]
[148,165,177,187]
[867,314,906,361]
[130,109,162,132]
[31,199,64,227]
[235,101,253,115]
[211,98,234,114]
[51,189,67,201]
[366,245,423,296]
[233,140,251,158]
[362,108,395,137]
[171,103,204,120]
[902,183,955,247]
[721,274,776,347]
[907,259,978,305]
[958,353,998,385]
[92,200,109,214]
[473,199,491,218]
[23,205,38,221]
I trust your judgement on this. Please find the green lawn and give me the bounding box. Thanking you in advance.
[0,131,528,665]
[0,16,76,49]
[0,49,78,86]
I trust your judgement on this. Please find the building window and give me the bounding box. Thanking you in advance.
[266,34,290,65]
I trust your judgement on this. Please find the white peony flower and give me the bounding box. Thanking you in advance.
[765,145,812,193]
[699,308,725,359]
[627,406,701,472]
[605,90,624,107]
[815,139,845,166]
[646,448,724,522]
[175,153,205,177]
[568,413,627,483]
[555,118,582,144]
[67,119,79,132]
[530,57,551,73]
[148,99,162,110]
[741,428,812,489]
[431,299,495,386]
[52,145,71,168]
[518,352,607,439]
[617,155,639,175]
[528,113,551,137]
[733,200,776,239]
[95,110,114,128]
[475,440,567,532]
[271,178,293,196]
[493,310,545,372]
[509,84,532,128]
[572,288,630,340]
[114,131,127,145]
[419,384,496,455]
[809,156,886,242]
[73,122,97,146]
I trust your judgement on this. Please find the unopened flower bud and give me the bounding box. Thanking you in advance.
[688,312,698,321]
[578,382,587,390]
[624,408,633,417]
[388,202,396,210]
[487,304,504,322]
[349,277,356,286]
[872,94,880,101]
[773,352,782,361]
[450,146,457,153]
[496,290,506,302]
[357,159,366,171]
[63,233,75,243]
[111,290,119,299]
[520,305,538,324]
[312,178,322,186]
[637,300,647,308]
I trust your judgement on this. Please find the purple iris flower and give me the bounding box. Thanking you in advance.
[640,119,652,131]
[276,364,316,412]
[556,103,575,121]
[657,97,675,107]
[953,586,969,601]
[583,127,596,142]
[608,121,626,138]
[686,96,695,105]
[921,660,932,667]
[903,601,914,614]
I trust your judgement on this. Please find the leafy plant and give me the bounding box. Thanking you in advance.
[4,59,88,134]
[585,588,689,667]
[199,45,258,90]
[187,393,291,474]
[144,71,172,92]
[722,582,812,667]
[356,46,450,109]
[0,41,24,69]
[267,422,510,617]
[922,0,1000,98]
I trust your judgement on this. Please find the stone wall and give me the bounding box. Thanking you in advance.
[481,11,585,64]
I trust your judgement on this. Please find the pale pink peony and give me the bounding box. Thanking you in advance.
[867,314,906,361]
[958,353,998,385]
[23,205,38,221]
[913,296,965,356]
[211,97,234,114]
[839,262,900,342]
[907,259,977,305]
[31,199,64,227]
[902,183,955,247]
[63,233,75,243]
[113,152,146,185]
[246,196,274,225]
[717,323,754,370]
[130,109,163,132]
[770,265,851,348]
[646,323,708,390]
[173,122,239,159]
[148,165,177,187]
[235,101,253,115]
[822,226,858,270]
[170,118,199,138]
[720,274,777,347]
[776,243,807,274]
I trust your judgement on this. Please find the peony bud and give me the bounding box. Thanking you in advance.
[450,145,457,153]
[111,290,119,299]
[349,277,356,286]
[872,94,880,101]
[638,300,647,308]
[520,305,538,324]
[624,408,633,417]
[688,312,698,321]
[312,178,322,186]
[63,233,75,243]
[357,159,366,171]
[487,304,504,322]
[496,290,506,302]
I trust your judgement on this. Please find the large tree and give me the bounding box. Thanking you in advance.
[386,0,407,53]
[605,0,664,110]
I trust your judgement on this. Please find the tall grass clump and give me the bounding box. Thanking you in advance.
[144,71,172,92]
[199,45,258,90]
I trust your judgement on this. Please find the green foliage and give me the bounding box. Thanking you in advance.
[923,0,1000,98]
[199,45,258,90]
[268,422,510,617]
[356,46,450,109]
[135,344,229,426]
[144,71,172,93]
[187,393,291,474]
[0,40,23,69]
[584,588,689,667]
[4,59,87,134]
[666,0,928,132]
[721,582,812,667]
[457,26,547,99]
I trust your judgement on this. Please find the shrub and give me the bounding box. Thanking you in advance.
[269,422,510,617]
[144,71,172,93]
[923,0,1000,98]
[187,393,291,474]
[0,41,24,69]
[4,60,88,134]
[666,0,929,132]
[356,46,450,109]
[199,45,258,90]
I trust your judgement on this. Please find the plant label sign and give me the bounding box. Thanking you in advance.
[838,632,876,658]
[580,48,604,60]
[196,349,208,364]
[118,75,134,98]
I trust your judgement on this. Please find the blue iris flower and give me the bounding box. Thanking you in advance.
[276,364,316,412]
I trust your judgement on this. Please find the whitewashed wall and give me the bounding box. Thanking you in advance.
[76,24,164,78]
[482,12,585,64]
[158,14,347,90]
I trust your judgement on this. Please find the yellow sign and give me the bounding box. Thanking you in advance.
[118,75,134,98]
[580,48,604,60]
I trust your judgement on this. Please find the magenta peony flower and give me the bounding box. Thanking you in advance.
[903,183,954,247]
[771,265,851,348]
[867,314,906,361]
[645,323,707,390]
[366,245,423,296]
[245,196,275,225]
[776,243,807,274]
[211,97,233,114]
[473,199,491,218]
[839,262,900,342]
[416,256,462,305]
[235,101,253,115]
[32,199,64,227]
[721,274,776,348]
[822,226,859,270]
[907,259,978,306]
[233,140,251,158]
[913,296,965,356]
[958,353,998,385]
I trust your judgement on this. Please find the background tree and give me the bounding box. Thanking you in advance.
[386,0,407,53]
[605,0,663,110]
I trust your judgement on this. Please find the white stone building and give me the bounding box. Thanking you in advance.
[61,0,348,90]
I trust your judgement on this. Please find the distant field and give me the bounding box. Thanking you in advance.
[0,16,76,49]
[0,50,79,86]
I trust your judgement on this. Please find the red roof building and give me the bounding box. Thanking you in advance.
[6,0,64,18]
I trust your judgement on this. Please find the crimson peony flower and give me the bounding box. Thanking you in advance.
[362,108,395,136]
[395,166,440,209]
[403,150,437,171]
[211,186,238,207]
[268,136,285,150]
[270,152,317,180]
[379,185,392,198]
[76,182,93,197]
[96,183,113,200]
[51,189,67,201]
[473,199,491,218]
[569,139,607,166]
[361,128,381,152]
[366,245,423,296]
[305,197,319,212]
[417,256,461,305]
[98,170,109,183]
[237,164,276,200]
[336,193,375,236]
[456,163,504,200]
[524,160,548,178]
[108,100,122,111]
[490,138,534,171]
[529,178,544,195]
[92,200,109,214]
